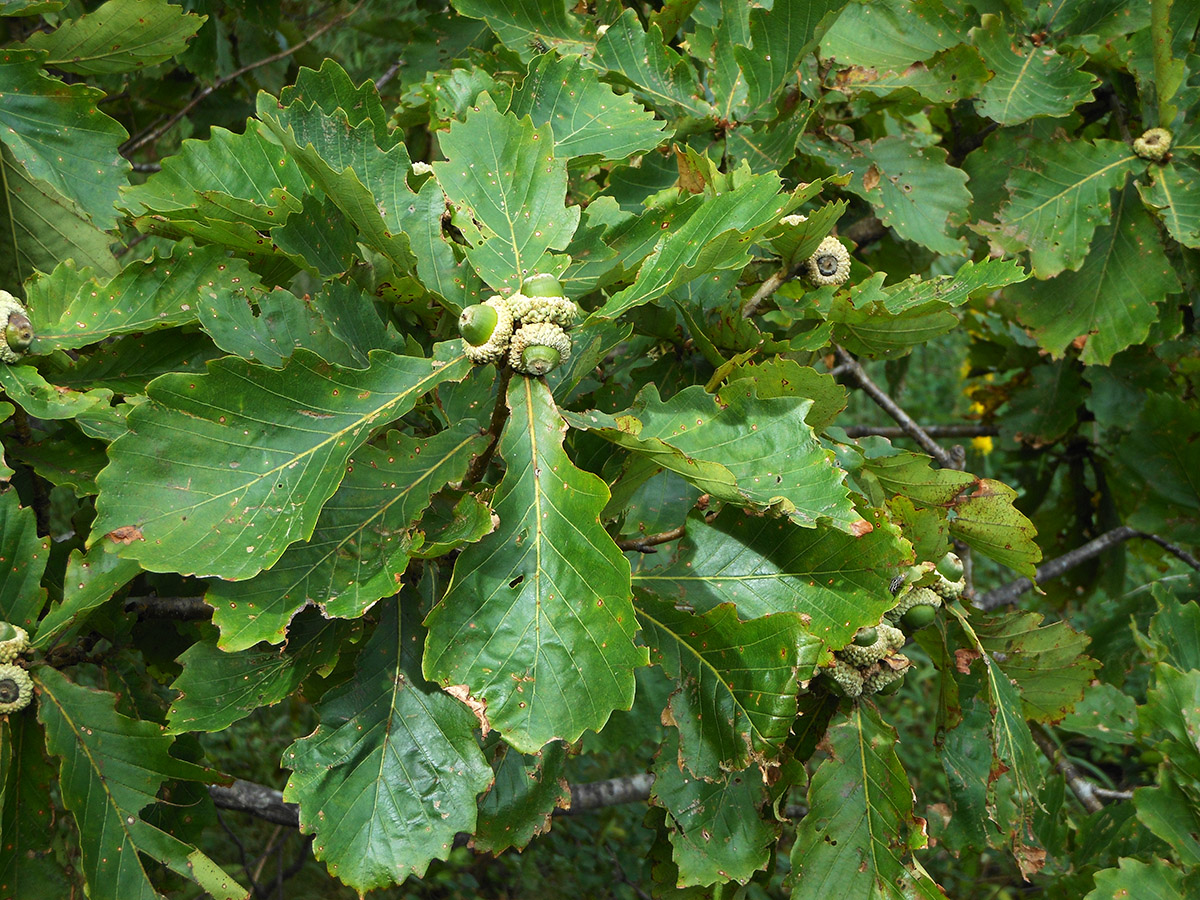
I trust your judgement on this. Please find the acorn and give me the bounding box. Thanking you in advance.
[509,276,577,327]
[0,664,33,715]
[804,236,851,287]
[853,626,878,647]
[824,658,864,698]
[509,322,571,376]
[0,623,30,664]
[886,585,942,626]
[459,295,514,365]
[838,622,906,667]
[901,604,939,631]
[0,291,32,364]
[521,272,565,299]
[936,552,964,581]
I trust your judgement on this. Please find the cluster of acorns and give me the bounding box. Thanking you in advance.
[823,552,965,699]
[458,273,578,376]
[0,622,33,715]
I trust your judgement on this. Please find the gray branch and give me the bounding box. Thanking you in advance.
[842,424,998,439]
[210,780,298,828]
[567,774,655,813]
[1031,725,1102,814]
[834,347,959,469]
[976,526,1200,610]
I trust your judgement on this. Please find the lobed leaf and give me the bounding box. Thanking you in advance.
[509,54,667,161]
[636,594,820,777]
[206,423,488,650]
[633,508,904,649]
[283,603,493,892]
[790,703,943,899]
[92,346,472,580]
[424,376,648,753]
[36,667,248,900]
[0,50,129,230]
[22,0,205,75]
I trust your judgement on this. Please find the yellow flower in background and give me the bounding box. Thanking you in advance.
[969,400,986,417]
[972,435,994,455]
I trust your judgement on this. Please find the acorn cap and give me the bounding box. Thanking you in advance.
[509,322,571,376]
[0,664,33,715]
[804,236,852,286]
[1133,127,1172,162]
[0,623,29,664]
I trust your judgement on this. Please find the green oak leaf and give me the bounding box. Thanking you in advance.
[0,364,113,421]
[592,9,715,120]
[433,93,579,293]
[255,105,414,274]
[978,139,1139,277]
[590,168,798,320]
[0,49,129,230]
[451,0,594,59]
[167,615,350,733]
[807,136,971,255]
[120,124,308,219]
[424,376,648,753]
[21,0,204,74]
[821,0,964,69]
[0,716,69,898]
[92,346,472,581]
[790,703,943,900]
[0,489,50,633]
[35,667,248,900]
[736,0,848,117]
[632,508,904,649]
[1134,778,1200,866]
[860,448,1041,577]
[834,44,991,105]
[1083,858,1189,900]
[206,423,487,651]
[474,740,569,854]
[0,143,117,284]
[652,735,775,887]
[32,540,140,648]
[1137,160,1200,248]
[284,602,493,892]
[636,593,820,778]
[1009,185,1180,365]
[566,382,863,531]
[509,53,666,161]
[28,246,247,353]
[972,14,1097,125]
[975,610,1099,722]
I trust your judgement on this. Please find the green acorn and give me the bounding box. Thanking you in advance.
[936,552,964,581]
[0,664,33,715]
[901,604,938,631]
[521,272,565,298]
[853,626,878,647]
[838,622,905,667]
[886,584,941,626]
[509,322,571,376]
[0,623,29,664]
[459,295,514,365]
[0,291,32,364]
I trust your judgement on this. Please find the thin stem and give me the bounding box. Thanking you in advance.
[842,424,998,439]
[122,3,362,156]
[835,347,957,469]
[1136,531,1200,572]
[740,267,789,318]
[375,60,402,91]
[1150,0,1178,127]
[615,525,686,553]
[1031,724,1102,814]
